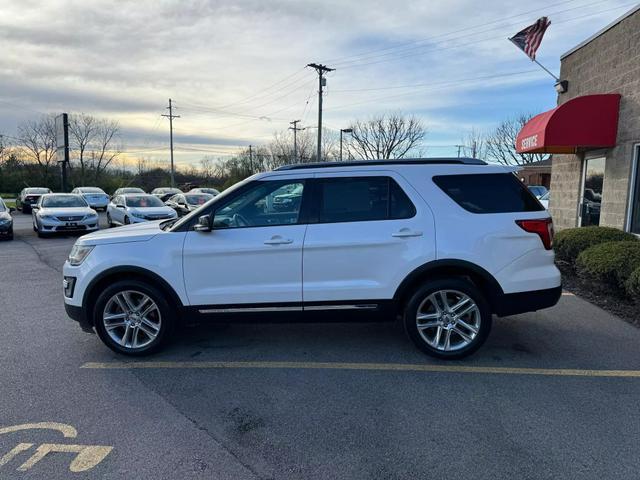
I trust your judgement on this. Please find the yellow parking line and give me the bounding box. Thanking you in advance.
[81,361,640,378]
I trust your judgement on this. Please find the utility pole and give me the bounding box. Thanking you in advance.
[307,63,334,162]
[472,140,477,158]
[249,145,253,173]
[161,98,180,187]
[289,120,304,162]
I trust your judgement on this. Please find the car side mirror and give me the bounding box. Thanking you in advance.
[9,207,15,213]
[117,204,125,209]
[194,214,212,232]
[32,206,39,212]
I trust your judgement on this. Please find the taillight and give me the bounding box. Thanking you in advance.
[516,218,554,250]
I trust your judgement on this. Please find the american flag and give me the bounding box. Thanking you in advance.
[509,17,551,61]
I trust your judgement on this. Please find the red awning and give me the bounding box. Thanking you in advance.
[516,94,621,154]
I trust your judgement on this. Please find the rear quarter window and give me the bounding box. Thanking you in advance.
[433,173,543,213]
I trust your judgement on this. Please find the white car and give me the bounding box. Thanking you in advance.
[539,191,550,209]
[71,187,110,211]
[106,194,177,227]
[33,193,99,238]
[112,187,145,198]
[63,158,561,358]
[189,187,220,196]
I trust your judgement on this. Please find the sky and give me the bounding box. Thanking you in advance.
[0,0,636,168]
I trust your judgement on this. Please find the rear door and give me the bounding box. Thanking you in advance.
[302,171,435,304]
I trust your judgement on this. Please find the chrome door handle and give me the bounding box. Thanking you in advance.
[392,229,423,238]
[264,236,294,245]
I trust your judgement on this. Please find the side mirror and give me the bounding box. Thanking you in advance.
[194,214,212,232]
[32,206,39,212]
[116,204,125,209]
[9,207,15,213]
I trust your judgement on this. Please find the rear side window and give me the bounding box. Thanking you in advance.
[433,173,543,213]
[317,177,416,223]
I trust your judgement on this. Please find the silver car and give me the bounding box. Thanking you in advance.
[107,194,177,227]
[32,193,99,238]
[71,187,110,211]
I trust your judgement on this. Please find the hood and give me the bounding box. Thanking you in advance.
[39,206,95,216]
[78,220,164,246]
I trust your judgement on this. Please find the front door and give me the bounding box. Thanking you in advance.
[579,157,605,227]
[182,178,308,307]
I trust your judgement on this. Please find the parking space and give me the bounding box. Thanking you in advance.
[2,217,640,479]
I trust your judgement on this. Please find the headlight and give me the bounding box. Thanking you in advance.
[68,244,94,266]
[0,218,10,225]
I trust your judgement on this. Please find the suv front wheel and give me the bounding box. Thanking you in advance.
[404,278,491,359]
[94,280,175,355]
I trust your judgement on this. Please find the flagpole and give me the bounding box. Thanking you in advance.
[508,37,559,82]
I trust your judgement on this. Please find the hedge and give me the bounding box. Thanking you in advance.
[625,267,640,298]
[576,241,640,291]
[554,226,637,265]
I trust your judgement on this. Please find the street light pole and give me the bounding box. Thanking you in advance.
[339,128,353,161]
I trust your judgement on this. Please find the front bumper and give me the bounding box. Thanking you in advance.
[87,200,109,209]
[494,285,562,317]
[0,222,12,234]
[64,303,94,332]
[38,217,99,233]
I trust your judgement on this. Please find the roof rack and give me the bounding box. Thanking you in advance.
[275,157,487,171]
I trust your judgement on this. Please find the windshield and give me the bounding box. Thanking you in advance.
[120,188,144,194]
[79,187,105,194]
[540,191,550,201]
[125,195,164,208]
[185,194,213,205]
[42,195,88,208]
[26,188,50,194]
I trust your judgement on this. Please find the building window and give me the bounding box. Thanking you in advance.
[629,146,640,234]
[580,157,605,227]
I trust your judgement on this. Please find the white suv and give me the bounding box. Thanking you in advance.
[63,159,561,359]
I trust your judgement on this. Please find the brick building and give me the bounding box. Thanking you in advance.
[516,5,640,231]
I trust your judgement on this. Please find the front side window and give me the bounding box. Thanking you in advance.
[213,180,305,228]
[317,176,415,223]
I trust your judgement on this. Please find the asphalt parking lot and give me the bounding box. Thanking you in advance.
[1,211,640,479]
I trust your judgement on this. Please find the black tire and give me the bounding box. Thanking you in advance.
[124,216,130,225]
[403,278,492,360]
[93,279,175,356]
[106,213,112,228]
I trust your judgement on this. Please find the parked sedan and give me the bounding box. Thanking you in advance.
[527,185,548,199]
[188,187,220,196]
[0,197,14,240]
[32,194,99,238]
[16,187,52,213]
[151,187,182,202]
[165,192,214,216]
[71,187,110,211]
[539,191,550,209]
[107,194,177,227]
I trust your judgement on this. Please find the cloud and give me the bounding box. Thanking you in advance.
[0,0,633,162]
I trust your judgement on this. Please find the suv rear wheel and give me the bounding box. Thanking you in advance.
[403,278,491,359]
[94,280,175,355]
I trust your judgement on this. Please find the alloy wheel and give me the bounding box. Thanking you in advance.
[415,289,481,352]
[102,290,162,349]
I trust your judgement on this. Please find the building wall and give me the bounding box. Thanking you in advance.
[549,9,640,230]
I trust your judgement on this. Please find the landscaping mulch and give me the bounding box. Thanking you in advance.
[557,262,640,328]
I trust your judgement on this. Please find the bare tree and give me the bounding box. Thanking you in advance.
[67,114,121,183]
[484,114,549,166]
[68,114,96,184]
[460,128,487,159]
[348,113,425,160]
[18,115,57,184]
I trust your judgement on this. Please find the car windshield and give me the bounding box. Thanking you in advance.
[125,195,164,208]
[80,187,104,193]
[185,194,213,205]
[26,188,50,194]
[540,191,550,201]
[120,188,144,194]
[42,195,87,208]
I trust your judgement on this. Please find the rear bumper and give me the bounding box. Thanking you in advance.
[494,285,562,317]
